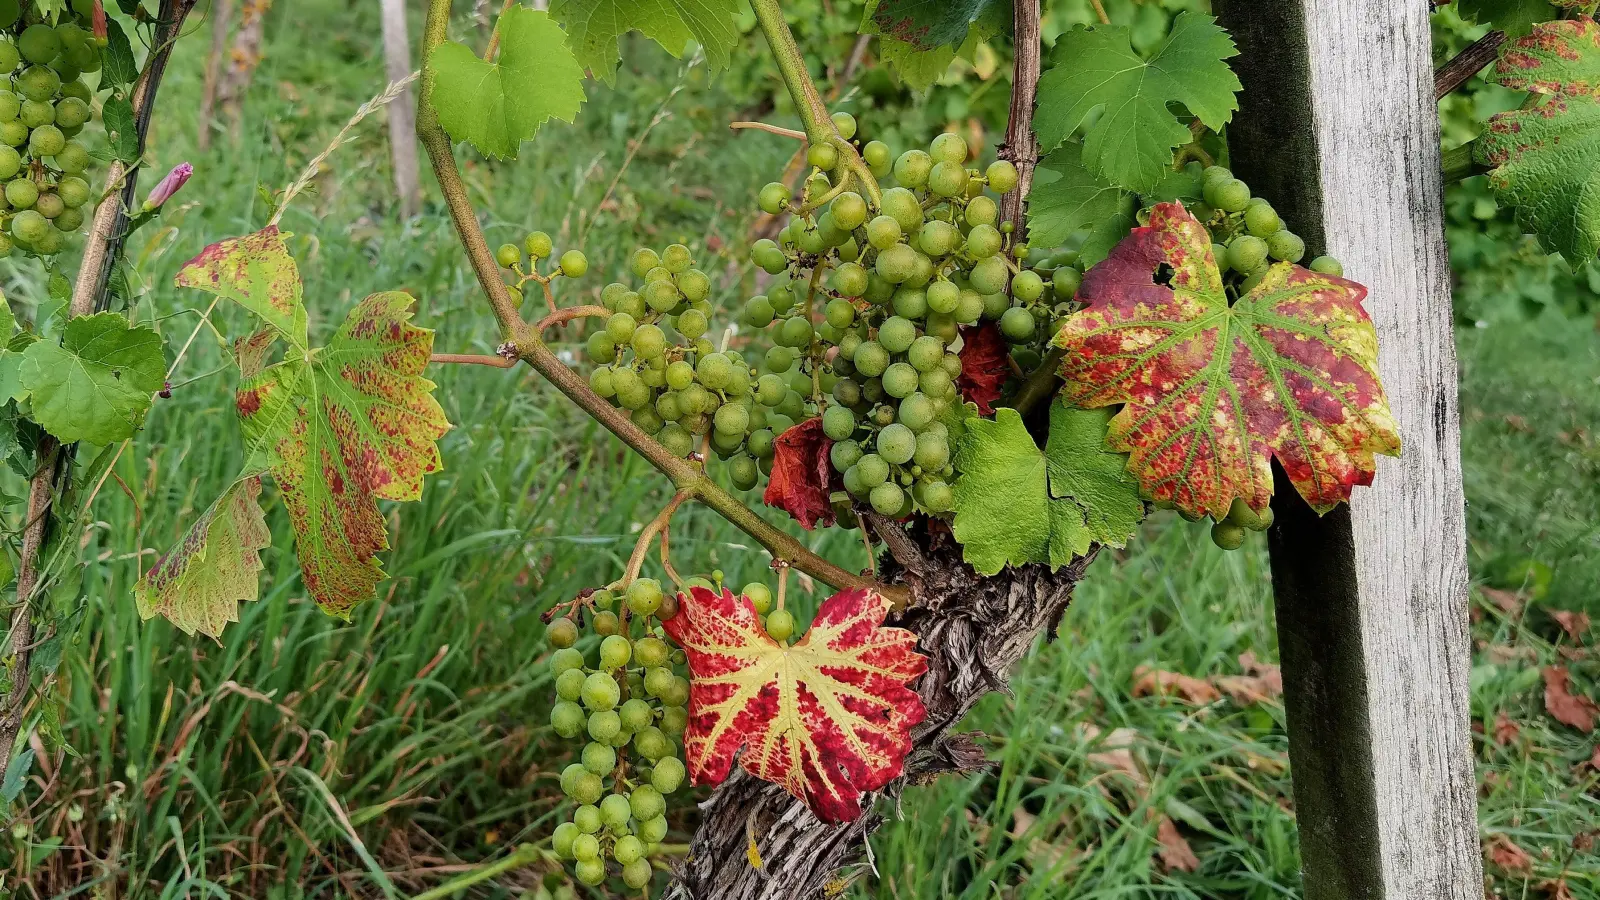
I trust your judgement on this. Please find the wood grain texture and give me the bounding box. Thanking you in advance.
[380,0,422,219]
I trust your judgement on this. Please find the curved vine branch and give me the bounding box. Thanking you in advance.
[415,0,902,605]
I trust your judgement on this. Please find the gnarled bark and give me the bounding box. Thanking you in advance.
[665,526,1099,900]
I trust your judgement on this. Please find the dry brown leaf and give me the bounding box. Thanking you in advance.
[1081,723,1148,789]
[1591,745,1600,773]
[1008,808,1081,875]
[1543,666,1598,732]
[1550,610,1591,644]
[1155,815,1200,873]
[1485,833,1534,873]
[1215,651,1284,705]
[1486,643,1536,664]
[1482,587,1525,616]
[1493,711,1521,746]
[1541,879,1575,900]
[1133,666,1221,705]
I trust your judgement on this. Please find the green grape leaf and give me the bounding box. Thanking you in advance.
[19,313,165,444]
[0,294,23,404]
[236,292,450,617]
[102,18,138,87]
[1457,0,1555,38]
[1026,142,1133,264]
[869,0,1007,51]
[427,6,586,160]
[101,96,138,162]
[1034,12,1240,193]
[951,405,1129,575]
[877,37,955,91]
[1476,17,1600,269]
[176,226,308,349]
[551,0,742,85]
[135,477,271,638]
[1045,403,1142,549]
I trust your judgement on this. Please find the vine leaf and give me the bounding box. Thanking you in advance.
[551,0,741,85]
[1034,12,1240,193]
[950,404,1139,575]
[134,477,271,638]
[0,294,30,403]
[869,0,1008,52]
[175,231,451,619]
[955,322,1008,416]
[1055,201,1401,520]
[1476,17,1600,269]
[174,226,308,349]
[660,585,927,823]
[19,312,166,444]
[427,6,586,160]
[1457,0,1556,39]
[1026,143,1136,269]
[763,417,834,530]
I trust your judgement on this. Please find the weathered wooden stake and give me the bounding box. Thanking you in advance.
[380,0,422,219]
[1214,2,1482,897]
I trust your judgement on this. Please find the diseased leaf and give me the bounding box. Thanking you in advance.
[427,6,586,159]
[20,312,165,444]
[1476,18,1600,268]
[763,417,835,530]
[1045,403,1142,548]
[870,0,1006,51]
[176,226,308,348]
[950,408,1087,574]
[1026,143,1133,260]
[236,292,450,617]
[1054,202,1401,519]
[551,0,741,85]
[1035,12,1240,192]
[135,477,271,638]
[660,585,927,823]
[955,323,1008,415]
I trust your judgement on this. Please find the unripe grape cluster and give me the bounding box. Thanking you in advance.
[493,229,586,311]
[0,0,104,259]
[547,578,691,889]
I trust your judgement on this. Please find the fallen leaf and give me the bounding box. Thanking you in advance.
[1541,878,1575,900]
[762,417,835,530]
[1081,723,1147,789]
[1482,586,1525,616]
[1550,609,1591,644]
[1590,745,1600,773]
[1215,651,1283,705]
[1493,711,1521,746]
[1486,643,1535,665]
[1485,833,1534,873]
[1543,666,1598,732]
[1155,815,1200,873]
[1133,665,1221,705]
[956,322,1010,415]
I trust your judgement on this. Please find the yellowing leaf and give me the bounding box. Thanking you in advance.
[174,227,308,349]
[135,477,271,638]
[660,586,927,823]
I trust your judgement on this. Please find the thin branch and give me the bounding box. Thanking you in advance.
[480,0,515,60]
[1089,0,1110,25]
[534,304,608,332]
[430,353,517,368]
[1435,30,1504,100]
[730,121,807,141]
[999,0,1042,241]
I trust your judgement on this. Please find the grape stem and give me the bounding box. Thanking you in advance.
[729,121,807,141]
[614,492,689,591]
[535,304,609,333]
[1012,346,1067,416]
[417,0,907,607]
[748,0,881,208]
[430,353,518,368]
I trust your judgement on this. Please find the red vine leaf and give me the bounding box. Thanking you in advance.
[1054,201,1401,519]
[763,417,835,530]
[957,322,1009,415]
[660,586,928,823]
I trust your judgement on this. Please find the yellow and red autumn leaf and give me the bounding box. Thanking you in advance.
[1054,201,1401,519]
[957,322,1009,415]
[660,585,927,822]
[763,417,835,530]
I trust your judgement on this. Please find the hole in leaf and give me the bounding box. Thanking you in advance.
[1153,263,1175,287]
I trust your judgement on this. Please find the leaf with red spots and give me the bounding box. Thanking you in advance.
[176,226,308,349]
[660,585,927,823]
[956,323,1009,415]
[763,417,835,530]
[1054,201,1400,519]
[1476,17,1600,268]
[135,477,270,638]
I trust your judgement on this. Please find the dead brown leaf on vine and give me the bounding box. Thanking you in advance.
[1132,666,1221,705]
[1154,816,1200,873]
[1543,666,1598,732]
[1485,833,1534,873]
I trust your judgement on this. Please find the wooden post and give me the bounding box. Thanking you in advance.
[197,0,233,153]
[1213,2,1482,898]
[380,0,422,219]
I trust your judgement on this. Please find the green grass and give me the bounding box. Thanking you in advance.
[0,2,1595,898]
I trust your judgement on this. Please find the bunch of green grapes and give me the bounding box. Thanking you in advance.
[546,578,691,889]
[0,0,104,259]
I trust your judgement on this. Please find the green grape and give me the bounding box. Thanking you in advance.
[986,159,1020,193]
[713,403,749,435]
[893,149,932,188]
[888,286,923,319]
[572,833,601,863]
[627,578,664,617]
[630,785,667,822]
[865,215,902,251]
[970,256,1009,295]
[870,481,905,516]
[61,80,92,104]
[965,223,1002,259]
[905,335,942,371]
[548,616,579,649]
[1224,497,1269,531]
[743,582,773,613]
[822,405,855,440]
[913,431,950,470]
[634,725,671,760]
[574,857,605,886]
[557,249,588,277]
[582,671,621,710]
[592,588,616,611]
[631,323,667,358]
[1000,306,1035,341]
[551,647,586,674]
[527,231,553,259]
[29,124,64,157]
[897,393,934,432]
[880,362,917,399]
[599,634,632,669]
[919,479,954,513]
[630,246,660,276]
[863,139,891,174]
[1244,200,1282,237]
[679,383,709,416]
[878,422,916,464]
[0,146,20,181]
[572,804,603,835]
[754,373,785,407]
[1227,235,1270,273]
[875,243,919,283]
[662,243,692,273]
[604,312,638,344]
[919,367,954,399]
[881,186,923,232]
[31,222,61,255]
[53,207,82,233]
[918,220,959,257]
[808,141,838,171]
[832,264,868,300]
[966,195,999,228]
[1012,270,1045,302]
[622,858,653,889]
[1308,255,1343,277]
[592,609,621,635]
[697,352,733,389]
[609,832,645,867]
[54,98,90,131]
[1053,266,1082,298]
[743,295,776,328]
[634,636,670,668]
[758,181,790,214]
[596,793,631,830]
[16,66,58,103]
[778,315,813,348]
[925,281,959,315]
[583,741,618,776]
[677,268,711,302]
[1266,230,1306,262]
[929,132,968,165]
[638,814,670,844]
[17,26,58,65]
[0,121,24,148]
[0,42,14,74]
[587,709,622,744]
[830,439,863,473]
[1202,164,1232,187]
[1211,521,1246,550]
[677,307,709,339]
[878,316,916,353]
[829,110,857,140]
[855,453,889,487]
[765,608,796,642]
[551,701,586,738]
[660,422,695,457]
[927,160,968,198]
[0,93,17,123]
[1210,178,1252,213]
[553,821,580,859]
[660,707,687,736]
[832,191,868,230]
[662,675,690,707]
[556,667,587,702]
[651,755,686,793]
[561,762,591,796]
[955,288,985,324]
[19,99,51,128]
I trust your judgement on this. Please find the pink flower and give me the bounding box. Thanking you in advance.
[142,162,192,212]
